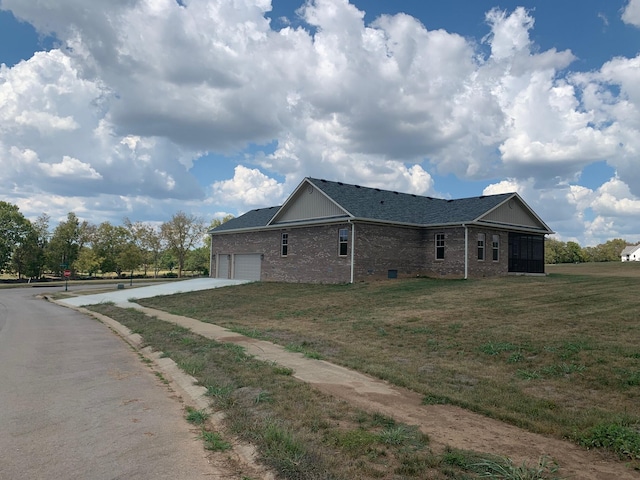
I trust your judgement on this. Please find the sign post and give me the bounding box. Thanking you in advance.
[63,269,71,291]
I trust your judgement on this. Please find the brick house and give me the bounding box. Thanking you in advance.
[209,178,553,283]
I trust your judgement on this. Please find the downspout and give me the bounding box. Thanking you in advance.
[350,221,355,284]
[347,220,356,283]
[209,235,214,278]
[464,224,468,280]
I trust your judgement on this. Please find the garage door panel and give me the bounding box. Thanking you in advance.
[233,254,261,281]
[217,255,230,279]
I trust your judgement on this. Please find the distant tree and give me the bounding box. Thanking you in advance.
[599,238,628,261]
[565,241,583,263]
[186,246,210,275]
[45,212,87,275]
[161,212,206,277]
[73,248,103,277]
[0,201,31,273]
[118,243,144,283]
[91,222,130,275]
[123,218,164,277]
[545,238,565,264]
[159,251,178,273]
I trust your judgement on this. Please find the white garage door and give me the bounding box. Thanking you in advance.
[217,254,230,279]
[233,254,262,281]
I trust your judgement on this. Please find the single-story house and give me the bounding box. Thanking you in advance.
[209,177,554,283]
[621,245,640,261]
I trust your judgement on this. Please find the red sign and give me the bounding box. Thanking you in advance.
[63,269,71,278]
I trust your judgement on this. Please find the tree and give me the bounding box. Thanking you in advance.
[73,248,103,277]
[45,212,86,275]
[0,201,31,273]
[123,218,164,277]
[161,212,206,277]
[565,241,583,263]
[186,246,210,275]
[117,243,144,284]
[91,222,130,275]
[545,238,565,264]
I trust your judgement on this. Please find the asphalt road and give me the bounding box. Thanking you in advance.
[0,286,219,480]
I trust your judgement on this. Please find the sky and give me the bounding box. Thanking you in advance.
[0,0,639,246]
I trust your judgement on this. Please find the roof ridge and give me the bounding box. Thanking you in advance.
[306,177,513,202]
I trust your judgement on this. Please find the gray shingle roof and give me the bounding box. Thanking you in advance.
[308,178,512,225]
[210,178,524,233]
[211,206,280,233]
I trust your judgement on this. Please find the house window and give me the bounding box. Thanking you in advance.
[477,233,485,261]
[338,228,349,256]
[492,234,500,261]
[435,233,445,260]
[281,233,288,257]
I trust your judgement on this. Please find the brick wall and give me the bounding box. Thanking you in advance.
[211,222,513,283]
[211,224,352,283]
[466,227,509,277]
[353,223,426,280]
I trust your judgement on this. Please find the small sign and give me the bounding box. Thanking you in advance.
[63,269,71,278]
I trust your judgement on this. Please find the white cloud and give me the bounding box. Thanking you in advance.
[622,0,640,27]
[40,156,102,179]
[210,165,286,208]
[0,0,639,246]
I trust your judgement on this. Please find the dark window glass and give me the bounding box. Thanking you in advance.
[339,228,348,256]
[477,233,485,260]
[281,233,288,256]
[436,233,445,260]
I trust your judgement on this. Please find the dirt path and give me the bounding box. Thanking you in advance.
[124,303,635,480]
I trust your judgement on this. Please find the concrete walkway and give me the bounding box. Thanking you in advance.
[58,278,249,307]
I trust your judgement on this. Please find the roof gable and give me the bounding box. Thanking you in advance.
[269,178,349,225]
[477,195,550,231]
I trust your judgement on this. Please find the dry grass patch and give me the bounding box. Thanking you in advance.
[136,265,640,463]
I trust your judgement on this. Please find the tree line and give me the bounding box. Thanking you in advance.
[545,238,634,264]
[0,201,233,281]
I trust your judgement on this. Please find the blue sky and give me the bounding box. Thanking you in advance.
[1,0,639,246]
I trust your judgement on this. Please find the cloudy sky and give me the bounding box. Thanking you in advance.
[1,0,639,246]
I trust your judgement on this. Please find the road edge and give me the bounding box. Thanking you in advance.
[43,295,274,480]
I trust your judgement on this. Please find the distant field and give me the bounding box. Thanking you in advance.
[137,263,640,465]
[547,261,640,277]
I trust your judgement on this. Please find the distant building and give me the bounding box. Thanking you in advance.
[620,245,640,262]
[209,177,553,283]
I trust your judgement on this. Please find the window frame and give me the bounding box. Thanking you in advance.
[492,234,500,261]
[281,232,288,257]
[338,228,349,256]
[477,233,485,261]
[435,233,445,260]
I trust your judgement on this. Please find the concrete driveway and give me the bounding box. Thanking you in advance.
[58,278,249,307]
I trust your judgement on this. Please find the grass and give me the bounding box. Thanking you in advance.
[185,406,209,425]
[89,304,563,479]
[132,263,640,464]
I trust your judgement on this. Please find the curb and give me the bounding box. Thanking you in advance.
[44,296,273,480]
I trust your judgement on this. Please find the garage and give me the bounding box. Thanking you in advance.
[233,254,262,281]
[216,254,230,279]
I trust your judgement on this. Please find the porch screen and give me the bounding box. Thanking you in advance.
[508,233,544,274]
